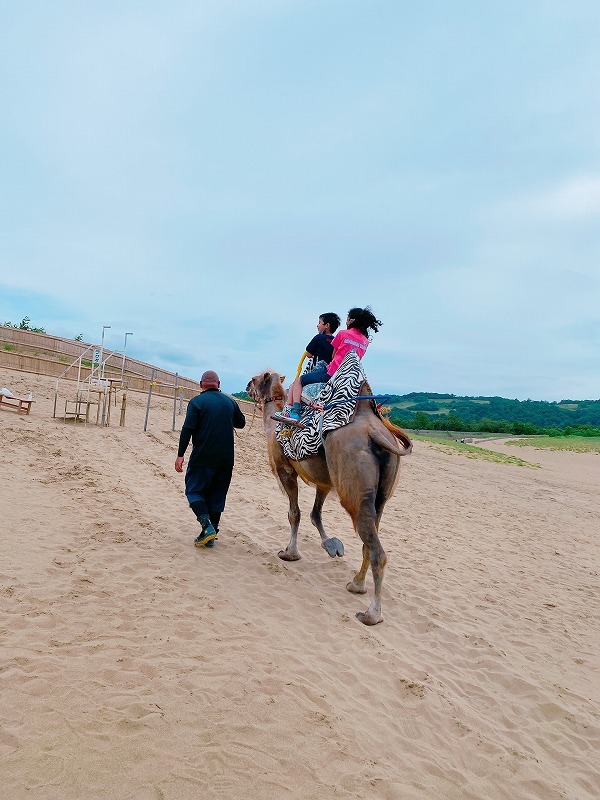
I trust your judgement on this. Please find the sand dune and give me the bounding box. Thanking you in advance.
[1,368,598,799]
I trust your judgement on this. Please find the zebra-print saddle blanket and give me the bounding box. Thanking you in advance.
[275,350,367,461]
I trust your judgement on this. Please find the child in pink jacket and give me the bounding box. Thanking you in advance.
[276,306,382,422]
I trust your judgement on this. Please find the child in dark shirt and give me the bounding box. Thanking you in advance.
[277,306,382,423]
[296,312,341,377]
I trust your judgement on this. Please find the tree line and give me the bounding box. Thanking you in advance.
[2,316,47,333]
[387,393,600,437]
[3,316,84,341]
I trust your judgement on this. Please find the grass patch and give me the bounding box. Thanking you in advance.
[413,435,540,467]
[3,344,15,351]
[506,436,600,454]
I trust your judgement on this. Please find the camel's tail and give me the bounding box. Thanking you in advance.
[372,418,413,456]
[359,380,412,455]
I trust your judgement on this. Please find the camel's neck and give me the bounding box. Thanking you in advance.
[260,401,281,437]
[261,386,285,413]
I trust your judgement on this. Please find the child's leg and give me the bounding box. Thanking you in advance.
[295,365,329,405]
[275,367,328,421]
[290,378,303,407]
[286,383,295,405]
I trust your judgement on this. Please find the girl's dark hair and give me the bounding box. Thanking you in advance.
[347,306,382,336]
[319,312,341,333]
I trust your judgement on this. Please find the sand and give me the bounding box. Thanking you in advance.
[1,367,598,800]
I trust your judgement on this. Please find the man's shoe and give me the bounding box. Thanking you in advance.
[194,517,217,547]
[204,529,218,548]
[194,528,217,547]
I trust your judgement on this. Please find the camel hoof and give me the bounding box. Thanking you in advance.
[346,580,367,595]
[356,610,383,626]
[278,549,301,562]
[323,537,344,558]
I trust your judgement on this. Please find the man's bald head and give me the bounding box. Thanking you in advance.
[200,370,220,389]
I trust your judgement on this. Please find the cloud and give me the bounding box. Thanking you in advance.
[489,174,600,224]
[1,3,599,402]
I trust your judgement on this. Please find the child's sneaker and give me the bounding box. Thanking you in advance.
[271,402,304,426]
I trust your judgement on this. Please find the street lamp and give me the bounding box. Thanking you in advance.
[99,325,111,379]
[121,332,133,383]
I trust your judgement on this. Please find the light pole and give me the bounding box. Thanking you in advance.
[100,325,111,379]
[121,332,133,383]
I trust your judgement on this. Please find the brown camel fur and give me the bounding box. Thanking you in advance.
[246,370,411,625]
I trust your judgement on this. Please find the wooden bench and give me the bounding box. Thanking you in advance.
[0,394,35,415]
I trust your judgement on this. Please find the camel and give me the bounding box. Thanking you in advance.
[246,370,411,625]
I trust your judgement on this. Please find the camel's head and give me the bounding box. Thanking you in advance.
[246,371,286,409]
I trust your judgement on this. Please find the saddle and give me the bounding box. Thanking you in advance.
[275,351,367,461]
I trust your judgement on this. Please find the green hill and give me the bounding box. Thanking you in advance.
[385,392,600,435]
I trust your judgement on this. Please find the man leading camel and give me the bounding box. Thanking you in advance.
[175,370,246,547]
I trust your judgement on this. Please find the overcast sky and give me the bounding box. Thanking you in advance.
[1,1,598,400]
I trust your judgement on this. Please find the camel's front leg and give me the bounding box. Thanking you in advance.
[277,467,301,561]
[310,487,344,558]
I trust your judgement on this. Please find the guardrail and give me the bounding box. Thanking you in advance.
[0,326,199,399]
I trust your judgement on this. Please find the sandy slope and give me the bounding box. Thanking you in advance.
[1,369,598,800]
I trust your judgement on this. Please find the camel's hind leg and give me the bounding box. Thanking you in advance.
[352,499,387,625]
[346,543,369,594]
[277,467,302,561]
[346,492,391,598]
[326,431,394,625]
[346,487,390,595]
[310,487,344,558]
[350,455,398,623]
[356,539,387,625]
